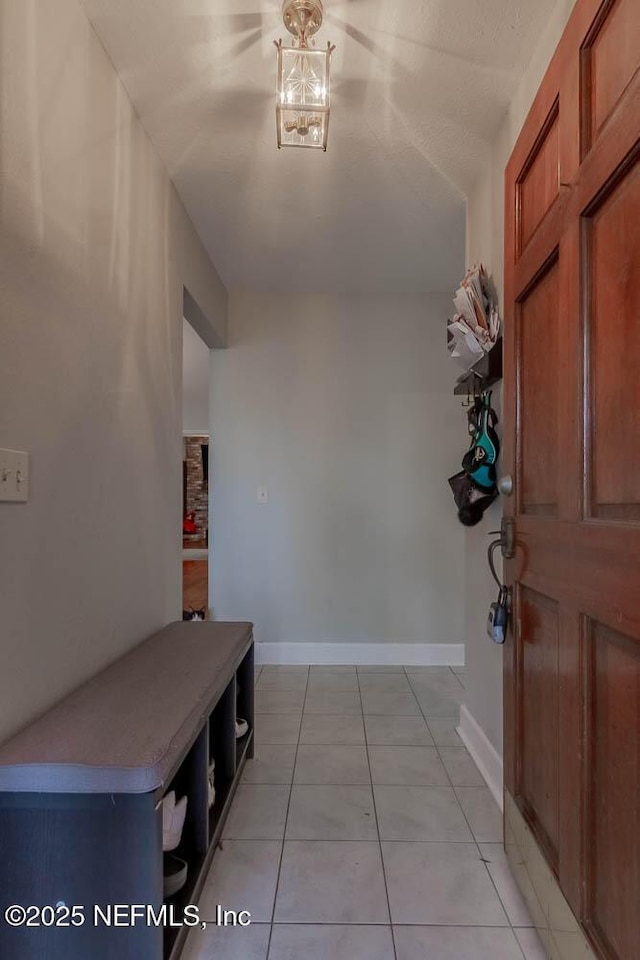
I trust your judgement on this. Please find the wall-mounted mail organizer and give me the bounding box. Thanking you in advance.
[0,620,255,960]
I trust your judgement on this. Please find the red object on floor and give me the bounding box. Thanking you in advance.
[183,512,197,535]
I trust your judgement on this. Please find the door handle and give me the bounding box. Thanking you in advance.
[488,517,516,561]
[500,516,516,559]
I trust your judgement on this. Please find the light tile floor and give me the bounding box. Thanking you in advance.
[183,665,546,960]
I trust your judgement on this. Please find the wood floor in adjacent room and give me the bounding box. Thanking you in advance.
[183,560,208,612]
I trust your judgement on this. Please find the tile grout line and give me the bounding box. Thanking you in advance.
[255,666,529,958]
[404,667,526,949]
[449,664,466,691]
[512,926,536,960]
[358,669,399,960]
[406,667,491,854]
[264,665,310,958]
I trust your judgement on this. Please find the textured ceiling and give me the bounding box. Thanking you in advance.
[82,0,557,293]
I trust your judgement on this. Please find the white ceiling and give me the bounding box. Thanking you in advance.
[82,0,557,294]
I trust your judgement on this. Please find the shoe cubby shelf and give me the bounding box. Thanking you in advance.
[0,621,255,960]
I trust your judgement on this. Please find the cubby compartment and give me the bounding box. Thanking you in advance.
[235,644,255,763]
[164,726,208,865]
[208,675,237,842]
[163,726,209,959]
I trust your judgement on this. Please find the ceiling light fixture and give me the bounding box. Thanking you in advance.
[274,0,335,151]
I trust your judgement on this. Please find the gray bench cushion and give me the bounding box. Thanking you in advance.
[0,621,253,795]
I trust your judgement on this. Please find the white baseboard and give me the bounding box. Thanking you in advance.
[182,548,208,560]
[255,642,464,667]
[457,704,503,812]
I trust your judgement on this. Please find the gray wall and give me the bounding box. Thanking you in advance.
[0,0,226,742]
[463,0,577,754]
[211,292,466,650]
[183,319,211,435]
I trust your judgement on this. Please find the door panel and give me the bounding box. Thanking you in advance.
[519,586,560,870]
[504,0,640,957]
[586,622,640,960]
[582,0,640,147]
[518,102,561,252]
[587,157,640,519]
[518,259,561,516]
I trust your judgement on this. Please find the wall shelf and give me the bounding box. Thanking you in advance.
[453,337,503,396]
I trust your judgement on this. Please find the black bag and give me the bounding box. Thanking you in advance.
[448,470,497,527]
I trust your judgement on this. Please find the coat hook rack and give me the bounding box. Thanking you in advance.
[453,337,503,399]
[460,374,482,407]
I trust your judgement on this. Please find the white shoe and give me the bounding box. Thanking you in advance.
[235,718,248,739]
[163,854,188,899]
[162,791,188,852]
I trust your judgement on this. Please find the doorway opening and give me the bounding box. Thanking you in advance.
[182,317,210,617]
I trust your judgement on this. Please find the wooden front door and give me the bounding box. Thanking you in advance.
[503,1,640,957]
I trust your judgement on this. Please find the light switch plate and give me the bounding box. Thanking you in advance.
[0,449,30,502]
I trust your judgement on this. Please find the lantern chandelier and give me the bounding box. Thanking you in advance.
[274,0,335,151]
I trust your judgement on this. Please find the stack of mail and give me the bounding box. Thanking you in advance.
[447,264,500,372]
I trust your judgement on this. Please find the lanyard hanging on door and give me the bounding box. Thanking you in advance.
[486,525,512,645]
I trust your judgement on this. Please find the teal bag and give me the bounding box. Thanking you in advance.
[462,391,500,494]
